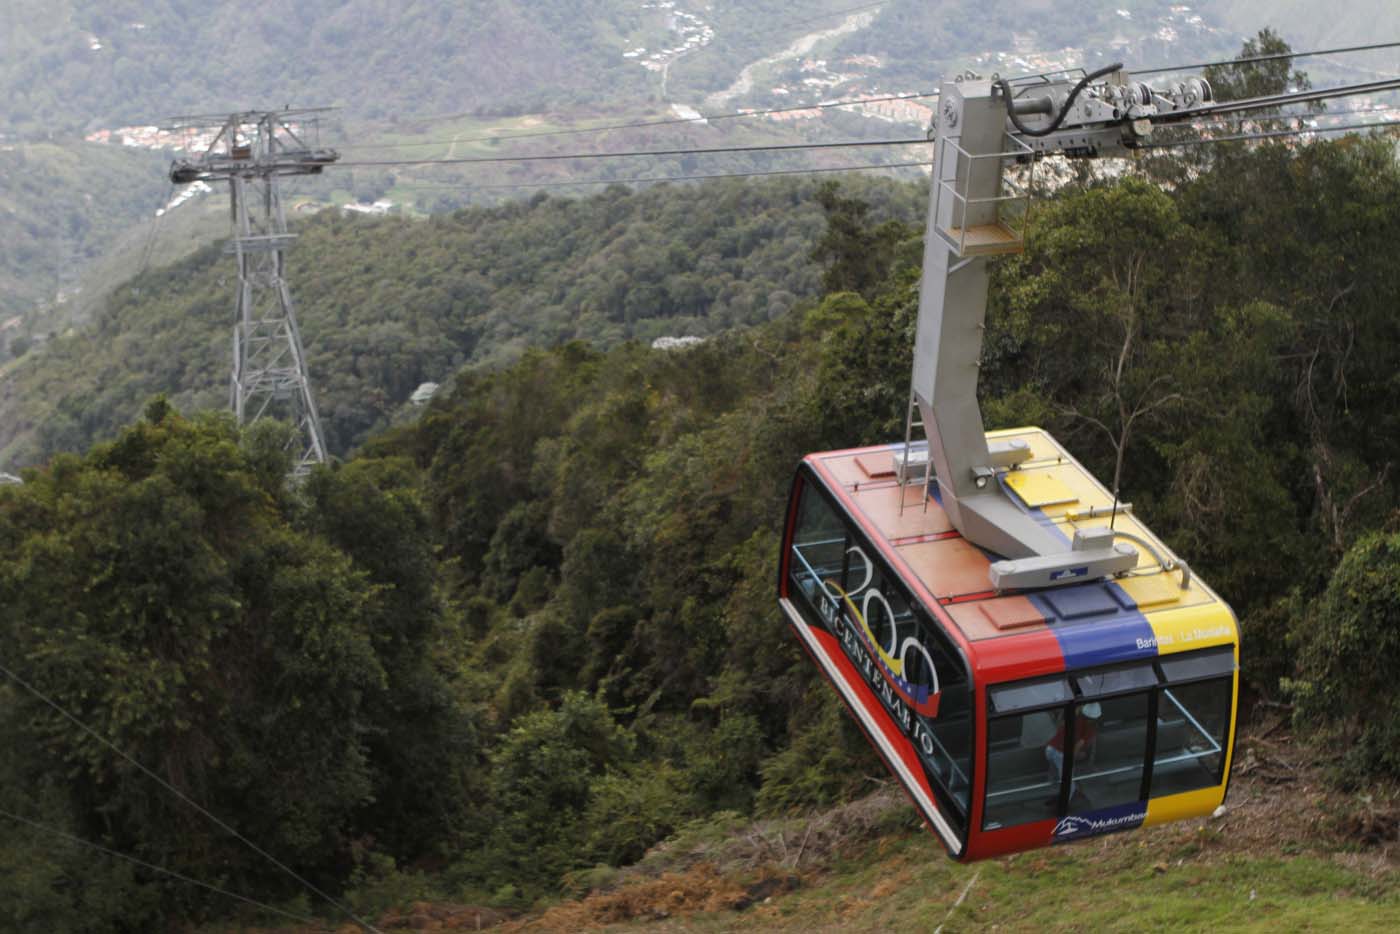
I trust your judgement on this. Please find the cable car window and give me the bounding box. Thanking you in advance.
[847,548,974,824]
[1158,646,1236,683]
[1076,663,1158,698]
[789,484,850,612]
[915,615,974,820]
[1067,694,1149,813]
[1151,678,1233,798]
[786,479,973,834]
[984,710,1063,829]
[989,677,1073,714]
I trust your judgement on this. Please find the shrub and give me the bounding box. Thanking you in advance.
[1286,530,1400,782]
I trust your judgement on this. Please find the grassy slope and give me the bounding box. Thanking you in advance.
[210,721,1399,931]
[506,718,1400,933]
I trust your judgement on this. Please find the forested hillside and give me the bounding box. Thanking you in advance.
[8,0,1376,357]
[4,132,1400,929]
[0,0,642,133]
[0,0,888,135]
[0,142,166,327]
[0,175,921,468]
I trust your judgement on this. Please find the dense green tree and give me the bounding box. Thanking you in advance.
[465,692,638,896]
[1286,529,1400,782]
[0,405,474,917]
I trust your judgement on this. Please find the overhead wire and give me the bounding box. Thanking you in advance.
[335,135,929,169]
[334,39,1400,157]
[334,75,1398,176]
[387,158,931,193]
[1132,39,1400,77]
[400,110,1400,194]
[365,109,1400,197]
[338,89,939,154]
[0,658,384,934]
[0,806,332,930]
[1141,117,1400,149]
[136,181,177,276]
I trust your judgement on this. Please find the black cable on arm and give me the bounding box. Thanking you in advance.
[999,62,1123,137]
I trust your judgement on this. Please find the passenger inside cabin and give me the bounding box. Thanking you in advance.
[1045,702,1101,804]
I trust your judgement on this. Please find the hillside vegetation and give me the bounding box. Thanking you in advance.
[0,142,166,327]
[0,0,644,134]
[5,129,1400,929]
[0,174,921,467]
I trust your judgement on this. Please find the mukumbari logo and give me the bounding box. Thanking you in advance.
[1052,803,1147,842]
[1052,815,1095,838]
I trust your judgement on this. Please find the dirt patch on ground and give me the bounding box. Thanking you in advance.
[374,902,515,931]
[1203,708,1398,864]
[500,867,803,931]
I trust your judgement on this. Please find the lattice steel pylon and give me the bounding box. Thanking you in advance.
[167,109,337,477]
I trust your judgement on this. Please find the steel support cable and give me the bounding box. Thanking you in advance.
[136,181,177,276]
[342,39,1400,152]
[336,111,1400,195]
[1140,117,1400,149]
[354,38,1400,153]
[1132,39,1400,77]
[0,806,332,930]
[335,136,929,170]
[387,158,931,192]
[0,659,384,934]
[1148,76,1400,125]
[340,90,941,153]
[1196,103,1400,125]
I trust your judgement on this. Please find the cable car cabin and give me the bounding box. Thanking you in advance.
[777,427,1239,861]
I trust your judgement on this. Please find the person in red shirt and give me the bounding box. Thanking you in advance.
[1045,702,1101,804]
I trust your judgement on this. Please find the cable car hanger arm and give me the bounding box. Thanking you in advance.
[912,62,1400,590]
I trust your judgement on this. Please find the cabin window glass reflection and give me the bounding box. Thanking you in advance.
[1067,694,1149,813]
[789,484,847,615]
[1151,679,1232,797]
[984,709,1063,829]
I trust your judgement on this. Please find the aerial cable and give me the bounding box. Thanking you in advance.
[340,90,940,153]
[335,136,929,169]
[1141,117,1400,149]
[1131,39,1400,77]
[387,158,930,193]
[1153,76,1400,124]
[1201,103,1400,124]
[349,38,1400,151]
[136,180,177,277]
[342,40,1400,154]
[0,806,333,931]
[0,658,384,934]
